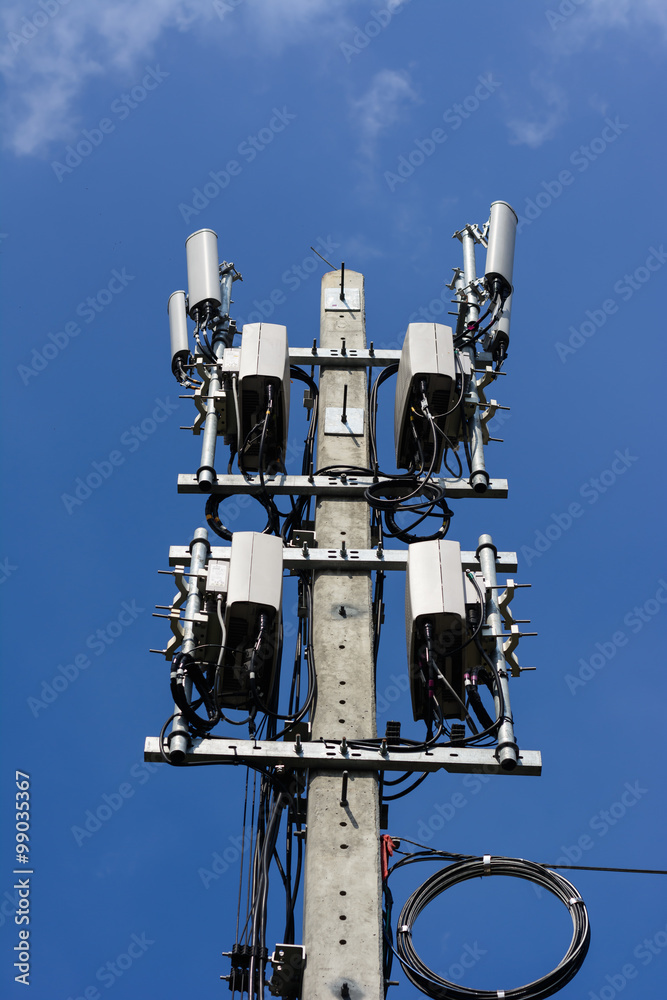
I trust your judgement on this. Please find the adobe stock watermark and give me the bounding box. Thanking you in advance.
[520,448,638,567]
[178,106,296,224]
[17,267,135,385]
[533,778,649,900]
[27,600,145,717]
[435,941,487,983]
[70,759,161,846]
[233,235,341,327]
[198,833,253,888]
[583,920,667,1000]
[545,0,588,31]
[340,0,412,63]
[516,116,629,232]
[0,557,18,584]
[6,0,71,54]
[60,397,180,514]
[555,245,667,362]
[412,772,493,843]
[51,66,169,181]
[384,74,501,192]
[634,920,667,971]
[0,884,22,930]
[64,932,155,998]
[213,0,244,20]
[565,579,667,694]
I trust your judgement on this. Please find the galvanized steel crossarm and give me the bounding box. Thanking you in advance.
[144,737,541,775]
[166,545,519,573]
[176,472,509,498]
[189,346,495,369]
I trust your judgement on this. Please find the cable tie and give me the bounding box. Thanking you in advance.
[497,992,506,998]
[569,897,584,905]
[482,854,492,875]
[398,925,410,934]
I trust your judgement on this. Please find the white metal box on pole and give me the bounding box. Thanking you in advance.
[222,531,283,709]
[394,322,459,472]
[238,323,290,471]
[405,538,468,720]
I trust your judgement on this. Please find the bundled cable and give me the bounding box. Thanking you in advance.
[289,365,319,476]
[392,855,590,1000]
[205,491,280,539]
[365,365,456,542]
[227,765,306,999]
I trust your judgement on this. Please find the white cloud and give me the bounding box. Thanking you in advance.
[351,68,418,157]
[517,0,666,145]
[0,0,354,156]
[502,75,568,149]
[244,0,350,42]
[544,0,667,46]
[585,0,667,34]
[1,1,217,155]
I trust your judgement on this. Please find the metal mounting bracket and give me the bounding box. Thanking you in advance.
[144,736,541,775]
[177,473,509,499]
[166,545,519,573]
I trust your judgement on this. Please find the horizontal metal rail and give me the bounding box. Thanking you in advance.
[144,736,541,775]
[286,347,495,369]
[177,473,508,498]
[167,546,519,573]
[289,347,401,367]
[191,347,495,370]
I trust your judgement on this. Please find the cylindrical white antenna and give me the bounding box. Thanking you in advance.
[168,290,190,376]
[185,229,221,318]
[485,201,517,303]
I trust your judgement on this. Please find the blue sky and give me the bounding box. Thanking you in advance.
[1,0,666,997]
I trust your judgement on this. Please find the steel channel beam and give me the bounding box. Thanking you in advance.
[166,546,519,573]
[289,347,401,367]
[287,347,495,368]
[176,473,509,498]
[144,737,541,775]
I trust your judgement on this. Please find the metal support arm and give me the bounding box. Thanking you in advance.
[144,736,541,775]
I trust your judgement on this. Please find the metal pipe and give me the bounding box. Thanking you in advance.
[219,267,236,348]
[197,268,236,491]
[169,527,210,763]
[460,228,480,325]
[458,232,488,493]
[477,533,518,770]
[197,342,224,491]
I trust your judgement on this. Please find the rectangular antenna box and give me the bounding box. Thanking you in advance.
[406,539,471,721]
[239,323,290,471]
[394,323,466,471]
[221,532,284,709]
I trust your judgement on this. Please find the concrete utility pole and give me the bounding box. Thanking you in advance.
[302,269,384,999]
